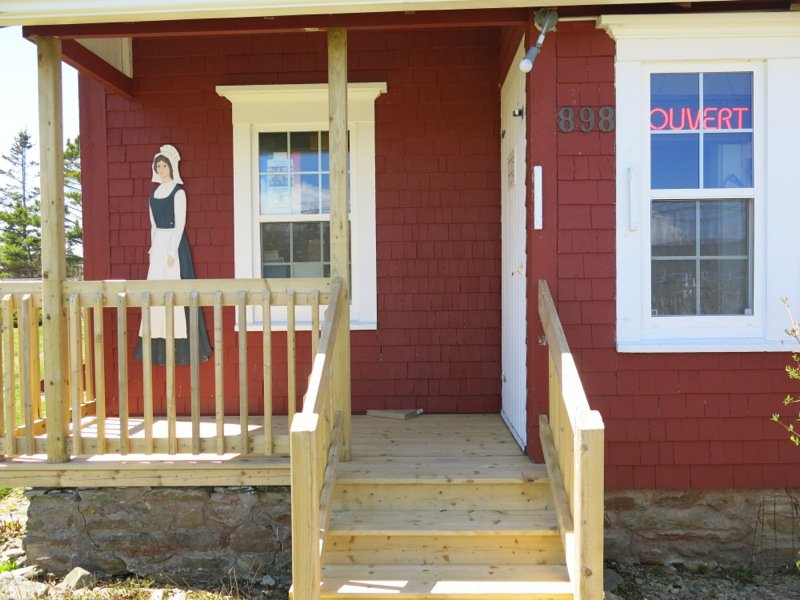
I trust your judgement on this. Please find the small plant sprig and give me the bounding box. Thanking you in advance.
[773,299,800,446]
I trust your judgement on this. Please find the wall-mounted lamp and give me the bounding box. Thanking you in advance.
[519,8,559,73]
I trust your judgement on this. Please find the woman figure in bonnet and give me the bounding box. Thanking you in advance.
[135,144,212,365]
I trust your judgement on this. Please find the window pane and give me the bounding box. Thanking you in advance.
[651,73,699,131]
[259,133,287,171]
[261,223,291,278]
[651,134,699,189]
[700,259,751,315]
[651,198,753,316]
[291,131,320,172]
[300,173,321,214]
[699,200,750,256]
[652,260,696,316]
[293,222,322,263]
[704,72,752,130]
[320,131,330,171]
[652,201,696,257]
[703,132,753,188]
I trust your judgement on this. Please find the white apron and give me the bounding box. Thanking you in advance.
[142,226,188,339]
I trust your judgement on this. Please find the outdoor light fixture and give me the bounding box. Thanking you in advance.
[519,8,559,73]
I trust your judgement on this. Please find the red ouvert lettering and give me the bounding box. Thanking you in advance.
[650,106,749,131]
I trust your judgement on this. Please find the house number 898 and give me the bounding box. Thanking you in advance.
[558,106,615,133]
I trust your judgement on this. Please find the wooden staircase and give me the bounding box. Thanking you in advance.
[316,455,573,599]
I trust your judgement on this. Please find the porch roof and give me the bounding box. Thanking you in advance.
[0,0,735,27]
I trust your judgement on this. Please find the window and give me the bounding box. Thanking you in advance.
[258,131,338,279]
[649,72,754,318]
[602,13,800,351]
[217,83,386,329]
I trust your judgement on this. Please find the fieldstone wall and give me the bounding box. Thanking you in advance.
[605,488,800,568]
[24,487,291,587]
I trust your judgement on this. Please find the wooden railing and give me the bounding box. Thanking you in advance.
[537,280,605,600]
[0,277,330,459]
[290,277,348,600]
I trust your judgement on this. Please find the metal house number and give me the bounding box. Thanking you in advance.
[558,106,616,133]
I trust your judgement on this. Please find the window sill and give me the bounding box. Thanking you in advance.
[617,338,795,353]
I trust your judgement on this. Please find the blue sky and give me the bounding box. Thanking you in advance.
[0,26,80,156]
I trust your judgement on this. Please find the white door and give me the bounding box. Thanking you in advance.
[500,42,528,450]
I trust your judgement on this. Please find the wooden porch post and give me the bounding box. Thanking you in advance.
[36,36,69,463]
[328,28,352,461]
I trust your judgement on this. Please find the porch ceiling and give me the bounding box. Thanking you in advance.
[0,0,741,27]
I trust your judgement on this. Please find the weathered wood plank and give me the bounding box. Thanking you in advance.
[190,291,200,455]
[1,295,15,457]
[20,295,34,455]
[69,294,82,455]
[141,293,154,454]
[62,278,331,307]
[262,290,272,455]
[319,564,572,598]
[237,291,249,454]
[0,458,290,488]
[287,290,296,421]
[37,35,68,464]
[290,412,321,600]
[213,291,225,455]
[116,292,129,455]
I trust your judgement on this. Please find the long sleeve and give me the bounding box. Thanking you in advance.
[148,201,156,254]
[169,188,187,256]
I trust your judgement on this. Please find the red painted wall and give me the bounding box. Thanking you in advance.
[527,22,800,490]
[82,28,504,418]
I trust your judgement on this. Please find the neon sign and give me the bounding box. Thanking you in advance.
[650,107,750,131]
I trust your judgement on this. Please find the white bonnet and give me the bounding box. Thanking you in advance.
[151,144,183,184]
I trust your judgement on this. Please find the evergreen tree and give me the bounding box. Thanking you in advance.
[64,136,83,279]
[0,130,41,278]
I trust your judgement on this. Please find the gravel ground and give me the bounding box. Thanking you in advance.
[606,560,800,600]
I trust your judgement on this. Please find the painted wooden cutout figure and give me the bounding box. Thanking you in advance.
[135,144,212,365]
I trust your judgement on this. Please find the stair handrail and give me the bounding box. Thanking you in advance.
[290,277,347,600]
[538,279,605,600]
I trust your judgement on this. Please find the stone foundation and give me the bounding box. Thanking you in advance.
[24,486,292,587]
[25,485,800,584]
[605,488,800,568]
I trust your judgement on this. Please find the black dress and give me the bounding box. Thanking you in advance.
[134,184,212,365]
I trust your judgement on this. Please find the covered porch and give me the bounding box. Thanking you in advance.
[0,8,604,598]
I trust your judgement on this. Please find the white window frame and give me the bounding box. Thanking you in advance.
[217,83,386,330]
[600,13,800,352]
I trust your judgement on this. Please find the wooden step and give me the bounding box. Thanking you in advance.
[333,480,553,512]
[318,563,573,599]
[324,533,566,566]
[337,457,548,484]
[329,509,560,537]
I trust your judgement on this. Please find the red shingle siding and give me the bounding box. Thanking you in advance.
[86,28,502,417]
[541,22,800,490]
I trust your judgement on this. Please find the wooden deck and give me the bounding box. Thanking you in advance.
[0,413,524,488]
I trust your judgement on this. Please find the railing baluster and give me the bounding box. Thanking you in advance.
[2,295,15,457]
[311,289,320,358]
[116,292,129,455]
[20,295,33,455]
[165,292,177,455]
[141,293,154,454]
[237,291,248,453]
[92,294,106,454]
[82,305,94,403]
[262,289,272,455]
[287,290,296,421]
[29,296,42,421]
[69,294,82,455]
[213,291,224,455]
[190,291,200,455]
